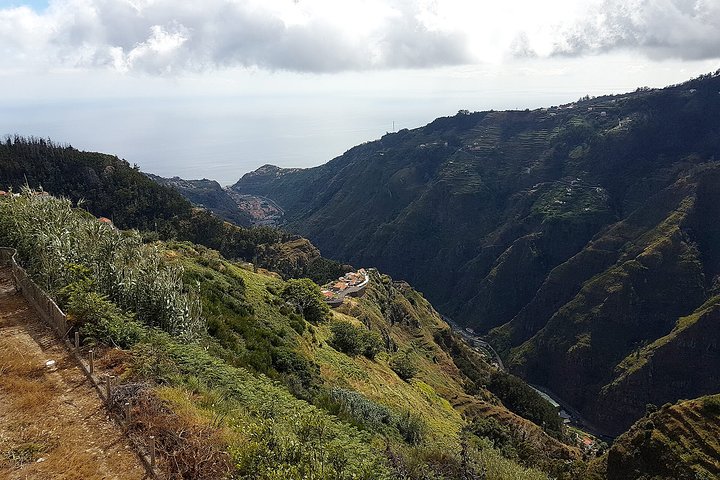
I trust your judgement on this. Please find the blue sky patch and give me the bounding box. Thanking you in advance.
[0,0,48,11]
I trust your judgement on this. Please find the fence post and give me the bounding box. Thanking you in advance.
[149,436,156,468]
[124,402,131,425]
[105,375,113,406]
[74,331,80,350]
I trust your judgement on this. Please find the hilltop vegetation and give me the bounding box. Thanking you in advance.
[232,71,720,436]
[0,136,344,284]
[0,191,586,479]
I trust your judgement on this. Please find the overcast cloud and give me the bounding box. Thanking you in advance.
[551,0,720,60]
[1,0,719,75]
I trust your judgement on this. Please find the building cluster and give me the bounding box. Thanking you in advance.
[321,268,369,306]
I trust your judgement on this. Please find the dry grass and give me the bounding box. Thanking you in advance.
[0,271,146,479]
[0,421,58,469]
[96,346,132,377]
[0,348,45,377]
[0,343,59,418]
[117,387,233,480]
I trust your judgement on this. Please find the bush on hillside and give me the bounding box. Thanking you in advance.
[701,396,720,414]
[72,291,145,348]
[330,321,386,359]
[467,416,514,452]
[362,330,384,360]
[396,411,425,445]
[271,348,321,400]
[390,351,418,381]
[330,321,365,356]
[281,278,330,324]
[325,387,394,430]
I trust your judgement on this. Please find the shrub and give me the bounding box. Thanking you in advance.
[701,396,720,414]
[467,417,514,451]
[395,411,425,445]
[330,321,365,356]
[362,331,384,360]
[288,314,306,335]
[281,278,330,324]
[330,321,385,359]
[70,291,145,348]
[390,351,418,381]
[272,348,321,399]
[326,387,394,430]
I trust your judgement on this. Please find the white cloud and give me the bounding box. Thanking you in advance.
[0,0,719,74]
[551,0,720,60]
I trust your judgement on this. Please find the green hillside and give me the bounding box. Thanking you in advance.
[232,72,720,436]
[0,191,586,479]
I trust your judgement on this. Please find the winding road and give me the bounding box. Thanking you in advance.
[442,314,614,441]
[442,315,505,370]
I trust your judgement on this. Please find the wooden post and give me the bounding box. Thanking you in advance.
[89,350,94,374]
[124,402,131,425]
[105,375,113,406]
[74,331,80,349]
[149,436,156,468]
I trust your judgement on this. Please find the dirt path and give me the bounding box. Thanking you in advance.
[0,266,147,480]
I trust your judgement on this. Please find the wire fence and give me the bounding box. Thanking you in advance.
[0,246,160,479]
[0,247,69,336]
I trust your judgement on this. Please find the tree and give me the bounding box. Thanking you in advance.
[362,330,384,360]
[281,278,330,324]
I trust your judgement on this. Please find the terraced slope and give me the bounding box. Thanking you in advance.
[600,395,720,480]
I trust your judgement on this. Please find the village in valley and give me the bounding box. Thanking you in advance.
[321,268,370,307]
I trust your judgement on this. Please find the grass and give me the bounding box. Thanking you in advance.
[0,422,55,469]
[127,331,394,479]
[0,341,58,422]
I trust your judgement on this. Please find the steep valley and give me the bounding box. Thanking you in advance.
[2,73,720,478]
[232,72,720,438]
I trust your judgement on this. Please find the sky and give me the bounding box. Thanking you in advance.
[0,0,719,184]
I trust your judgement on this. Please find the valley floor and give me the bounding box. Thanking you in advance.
[0,267,146,480]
